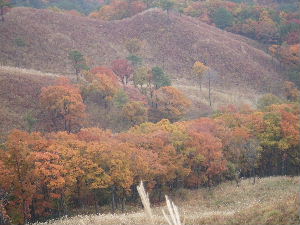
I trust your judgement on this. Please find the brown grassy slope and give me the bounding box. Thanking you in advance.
[33,176,299,225]
[0,7,283,92]
[0,66,56,137]
[0,66,135,136]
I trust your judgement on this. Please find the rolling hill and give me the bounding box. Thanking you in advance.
[0,7,288,135]
[0,7,283,92]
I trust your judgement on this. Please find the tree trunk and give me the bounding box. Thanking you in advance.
[76,179,81,208]
[121,197,125,213]
[234,170,240,187]
[1,7,4,23]
[208,176,212,190]
[75,67,80,82]
[111,186,116,213]
[252,168,256,185]
[281,154,286,175]
[94,190,99,214]
[22,198,27,225]
[198,78,202,91]
[208,72,212,106]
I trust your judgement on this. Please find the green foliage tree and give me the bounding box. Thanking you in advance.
[14,37,26,66]
[257,94,283,109]
[125,38,142,55]
[160,0,174,13]
[213,7,234,29]
[133,66,149,91]
[125,38,143,67]
[14,37,26,47]
[68,50,88,81]
[113,89,129,108]
[287,69,300,88]
[24,112,37,132]
[127,55,142,67]
[0,0,11,22]
[151,66,171,89]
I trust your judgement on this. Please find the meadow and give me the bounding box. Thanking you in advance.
[33,176,300,225]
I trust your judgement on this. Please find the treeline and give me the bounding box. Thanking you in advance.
[0,96,299,224]
[88,0,299,43]
[11,0,100,14]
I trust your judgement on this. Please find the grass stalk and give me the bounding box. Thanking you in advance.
[162,195,183,225]
[137,181,154,225]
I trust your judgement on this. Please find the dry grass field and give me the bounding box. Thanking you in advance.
[0,66,55,137]
[32,176,300,225]
[173,78,263,118]
[0,7,283,92]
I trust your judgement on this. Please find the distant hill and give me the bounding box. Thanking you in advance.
[0,7,284,93]
[12,0,101,14]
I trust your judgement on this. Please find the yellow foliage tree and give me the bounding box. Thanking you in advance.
[192,61,209,90]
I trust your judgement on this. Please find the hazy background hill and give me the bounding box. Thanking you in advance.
[11,0,101,14]
[0,7,283,92]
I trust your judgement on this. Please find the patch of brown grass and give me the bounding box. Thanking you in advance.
[0,66,56,138]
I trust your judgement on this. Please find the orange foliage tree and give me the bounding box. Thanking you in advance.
[40,78,86,132]
[89,0,146,20]
[122,101,148,126]
[82,67,120,106]
[152,86,191,122]
[284,81,300,101]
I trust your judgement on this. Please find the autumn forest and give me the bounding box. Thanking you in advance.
[0,0,299,224]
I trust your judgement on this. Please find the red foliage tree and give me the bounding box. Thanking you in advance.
[111,59,133,85]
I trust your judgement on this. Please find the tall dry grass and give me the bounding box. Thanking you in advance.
[162,195,183,225]
[137,181,183,225]
[137,181,154,224]
[31,176,299,225]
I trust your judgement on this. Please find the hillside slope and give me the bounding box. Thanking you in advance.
[0,66,56,137]
[0,7,283,92]
[33,176,299,225]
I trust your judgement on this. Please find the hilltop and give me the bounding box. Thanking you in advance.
[0,7,283,92]
[33,176,299,225]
